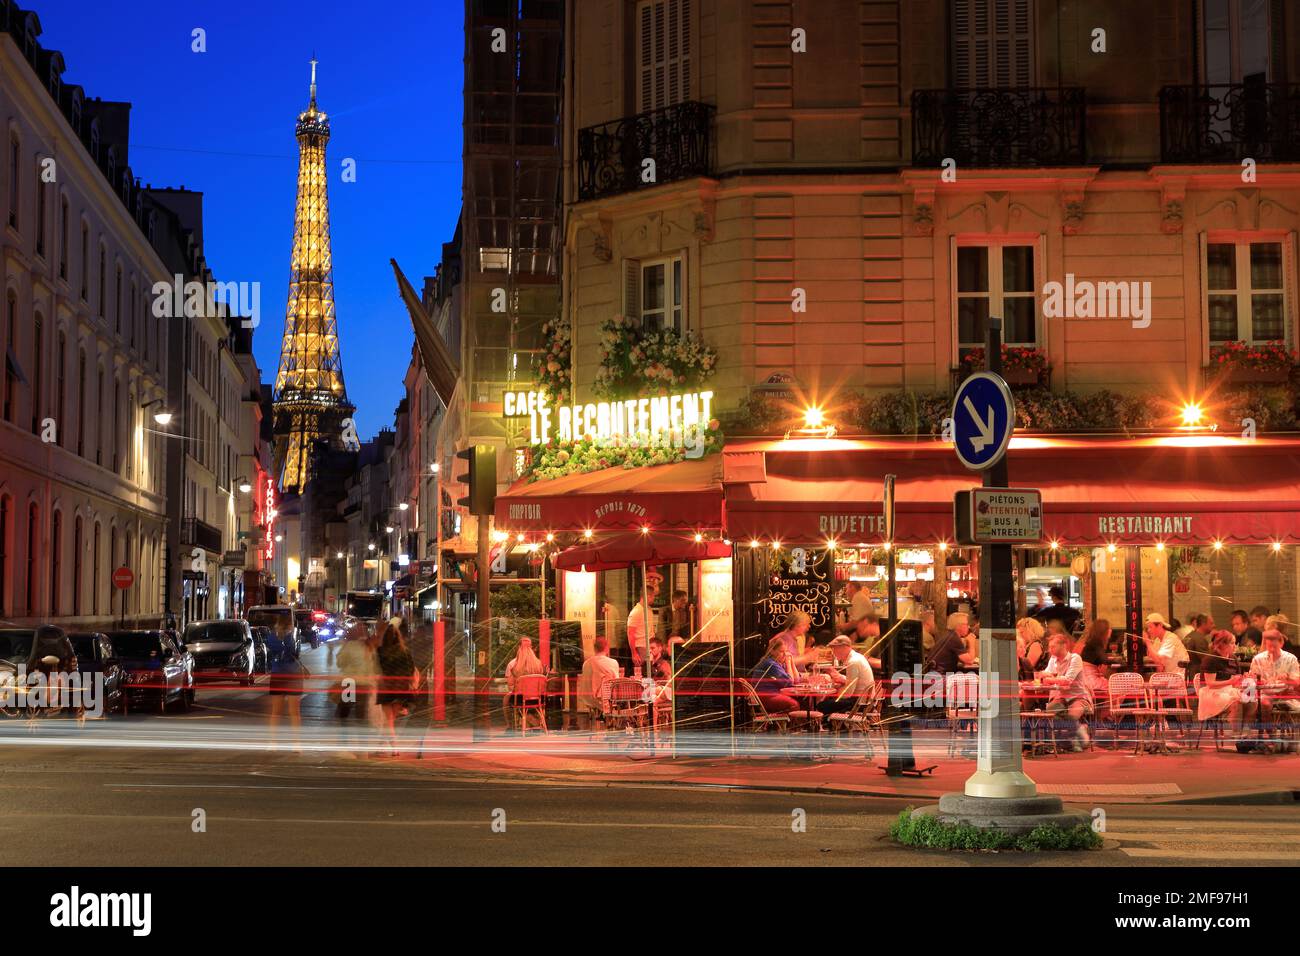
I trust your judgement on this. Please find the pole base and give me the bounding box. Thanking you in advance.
[921,792,1092,835]
[962,768,1039,799]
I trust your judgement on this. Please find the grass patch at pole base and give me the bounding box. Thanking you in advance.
[890,808,1102,852]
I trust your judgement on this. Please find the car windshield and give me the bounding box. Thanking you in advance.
[69,635,98,660]
[0,631,36,661]
[108,633,163,658]
[246,609,289,629]
[185,622,246,643]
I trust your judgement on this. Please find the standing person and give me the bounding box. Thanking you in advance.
[1181,614,1215,677]
[1037,633,1093,750]
[1143,612,1188,674]
[668,590,690,640]
[336,622,377,753]
[375,619,416,756]
[267,619,305,752]
[1033,585,1082,635]
[626,571,662,674]
[920,610,939,653]
[929,612,976,674]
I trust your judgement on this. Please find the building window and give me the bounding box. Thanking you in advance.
[56,331,65,445]
[115,264,122,334]
[80,223,88,300]
[7,133,18,231]
[113,378,121,473]
[35,161,46,258]
[25,503,38,616]
[635,0,692,113]
[1204,0,1277,84]
[72,515,82,616]
[1205,239,1288,343]
[90,122,99,164]
[98,245,106,320]
[624,255,685,334]
[955,243,1037,353]
[59,195,68,279]
[951,0,1034,89]
[77,349,86,456]
[4,292,15,423]
[0,496,8,617]
[31,315,42,434]
[49,510,61,617]
[92,522,100,615]
[97,366,105,466]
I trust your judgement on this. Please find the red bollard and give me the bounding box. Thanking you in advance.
[538,618,551,672]
[433,619,446,722]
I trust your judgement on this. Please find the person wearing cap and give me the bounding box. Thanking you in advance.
[1143,612,1188,674]
[820,635,875,718]
[626,571,662,673]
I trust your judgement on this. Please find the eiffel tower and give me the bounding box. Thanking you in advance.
[272,58,354,493]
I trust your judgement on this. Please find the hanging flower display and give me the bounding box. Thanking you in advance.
[594,316,718,399]
[534,313,572,404]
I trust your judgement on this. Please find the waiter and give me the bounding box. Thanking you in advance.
[626,569,663,674]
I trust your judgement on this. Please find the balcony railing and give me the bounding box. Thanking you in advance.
[911,87,1087,167]
[1159,83,1300,163]
[183,518,223,555]
[577,101,715,202]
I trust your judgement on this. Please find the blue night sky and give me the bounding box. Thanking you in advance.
[37,0,464,438]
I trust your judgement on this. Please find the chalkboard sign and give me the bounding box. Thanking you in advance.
[757,548,833,638]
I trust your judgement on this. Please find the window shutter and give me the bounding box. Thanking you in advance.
[635,0,691,112]
[952,0,1032,88]
[623,260,641,323]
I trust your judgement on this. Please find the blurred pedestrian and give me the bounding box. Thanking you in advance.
[375,618,416,755]
[267,620,305,752]
[336,622,377,754]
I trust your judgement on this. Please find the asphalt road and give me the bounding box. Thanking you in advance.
[1,644,1296,867]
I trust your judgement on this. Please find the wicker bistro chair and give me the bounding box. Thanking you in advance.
[738,678,791,734]
[826,682,885,756]
[1148,671,1195,749]
[1106,672,1160,754]
[514,674,549,735]
[945,672,980,758]
[1191,673,1230,752]
[606,677,650,732]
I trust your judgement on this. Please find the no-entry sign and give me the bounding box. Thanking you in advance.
[112,566,135,590]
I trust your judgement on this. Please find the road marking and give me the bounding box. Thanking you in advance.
[1108,831,1300,844]
[1119,848,1296,862]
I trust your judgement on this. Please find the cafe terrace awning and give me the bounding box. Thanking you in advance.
[493,453,724,533]
[553,531,732,572]
[722,435,1300,546]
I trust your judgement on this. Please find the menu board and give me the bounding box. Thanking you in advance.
[758,548,833,636]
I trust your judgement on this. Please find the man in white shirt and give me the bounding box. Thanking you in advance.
[824,635,875,715]
[1038,633,1093,750]
[1244,630,1300,731]
[577,636,621,720]
[626,571,662,671]
[1143,612,1188,674]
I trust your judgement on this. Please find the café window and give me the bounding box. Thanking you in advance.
[955,243,1037,353]
[1204,238,1289,344]
[624,255,684,335]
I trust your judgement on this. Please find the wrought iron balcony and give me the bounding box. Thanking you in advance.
[182,518,223,554]
[1159,83,1300,163]
[911,87,1087,167]
[577,101,714,202]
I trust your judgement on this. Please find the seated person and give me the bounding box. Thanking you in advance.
[749,636,798,715]
[1142,613,1188,674]
[577,636,621,716]
[647,636,672,683]
[1197,631,1244,734]
[820,635,876,718]
[928,613,976,674]
[773,610,818,675]
[1242,630,1300,733]
[849,613,884,671]
[1036,633,1094,750]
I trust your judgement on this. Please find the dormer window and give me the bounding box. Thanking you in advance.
[106,147,115,184]
[89,122,100,163]
[146,211,156,245]
[70,97,81,135]
[49,70,60,103]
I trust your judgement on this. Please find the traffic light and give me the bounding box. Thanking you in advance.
[455,444,497,516]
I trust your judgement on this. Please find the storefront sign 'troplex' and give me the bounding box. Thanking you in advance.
[759,548,833,634]
[503,389,715,446]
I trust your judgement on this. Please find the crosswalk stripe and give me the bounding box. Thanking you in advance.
[1120,848,1296,861]
[1110,831,1300,843]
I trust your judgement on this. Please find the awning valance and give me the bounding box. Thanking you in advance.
[722,435,1300,546]
[494,454,724,533]
[554,531,732,572]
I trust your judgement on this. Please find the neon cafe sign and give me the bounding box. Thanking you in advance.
[503,389,715,446]
[263,476,278,560]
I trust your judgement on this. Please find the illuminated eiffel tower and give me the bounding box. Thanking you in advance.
[272,58,354,493]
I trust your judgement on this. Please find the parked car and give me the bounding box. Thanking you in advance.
[107,630,194,713]
[245,606,300,657]
[250,626,273,674]
[0,629,36,716]
[294,609,319,648]
[183,620,256,685]
[67,632,127,715]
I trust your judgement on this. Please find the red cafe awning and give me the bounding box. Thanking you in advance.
[494,454,724,533]
[722,435,1300,546]
[554,531,732,572]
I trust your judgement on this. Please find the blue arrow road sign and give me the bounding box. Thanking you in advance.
[952,372,1015,471]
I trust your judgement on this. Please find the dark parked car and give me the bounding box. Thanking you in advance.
[107,630,194,713]
[0,629,35,668]
[67,632,127,715]
[183,620,256,685]
[251,626,273,674]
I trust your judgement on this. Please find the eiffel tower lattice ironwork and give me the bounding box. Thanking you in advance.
[273,58,354,493]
